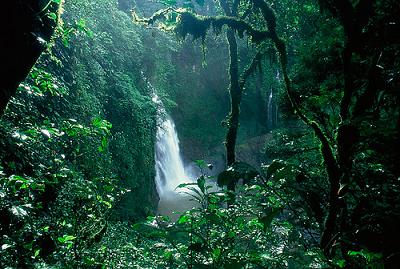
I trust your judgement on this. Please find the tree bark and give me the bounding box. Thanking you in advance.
[225,28,241,192]
[0,0,60,116]
[218,0,241,193]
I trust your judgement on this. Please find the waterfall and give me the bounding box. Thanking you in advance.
[267,70,279,131]
[267,89,274,130]
[154,100,189,195]
[152,94,195,216]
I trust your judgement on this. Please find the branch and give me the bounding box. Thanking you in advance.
[323,0,359,42]
[239,50,263,90]
[250,0,342,255]
[132,8,173,25]
[133,8,271,43]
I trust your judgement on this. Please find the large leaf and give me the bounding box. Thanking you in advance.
[217,162,258,187]
[217,170,238,187]
[259,207,281,232]
[197,175,206,193]
[177,214,190,224]
[263,160,286,177]
[230,162,259,182]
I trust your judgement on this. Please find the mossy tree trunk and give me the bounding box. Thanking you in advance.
[225,28,241,192]
[0,0,61,116]
[219,0,241,193]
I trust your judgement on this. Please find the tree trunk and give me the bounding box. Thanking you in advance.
[225,29,241,193]
[0,0,60,116]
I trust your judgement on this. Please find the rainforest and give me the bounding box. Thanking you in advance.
[1,0,399,268]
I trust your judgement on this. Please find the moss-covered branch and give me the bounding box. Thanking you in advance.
[134,9,271,43]
[132,8,173,25]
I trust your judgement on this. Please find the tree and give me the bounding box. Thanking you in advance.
[0,0,63,116]
[135,0,400,265]
[134,0,288,194]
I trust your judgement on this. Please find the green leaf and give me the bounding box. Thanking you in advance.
[98,136,108,152]
[58,235,76,243]
[64,235,76,241]
[197,176,206,193]
[176,183,198,189]
[248,218,264,229]
[163,249,173,259]
[273,166,296,181]
[347,249,383,262]
[194,159,207,169]
[186,186,203,201]
[335,259,346,268]
[11,206,28,217]
[231,162,258,182]
[264,160,286,177]
[62,36,70,47]
[205,212,220,224]
[177,214,190,224]
[224,261,244,269]
[34,249,41,257]
[217,170,237,187]
[217,162,258,187]
[259,207,281,231]
[47,12,58,21]
[76,19,87,31]
[212,248,221,260]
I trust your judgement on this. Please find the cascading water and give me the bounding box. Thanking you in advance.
[267,89,274,130]
[153,95,189,195]
[267,70,279,130]
[152,95,195,216]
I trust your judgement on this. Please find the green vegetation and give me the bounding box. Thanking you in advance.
[1,0,399,268]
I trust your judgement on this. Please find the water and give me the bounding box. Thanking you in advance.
[267,88,274,130]
[267,70,279,131]
[152,95,196,216]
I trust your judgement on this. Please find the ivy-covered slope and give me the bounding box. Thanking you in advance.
[1,0,161,222]
[54,0,161,219]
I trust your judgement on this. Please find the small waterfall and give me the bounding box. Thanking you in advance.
[267,70,279,131]
[267,89,274,130]
[152,95,195,216]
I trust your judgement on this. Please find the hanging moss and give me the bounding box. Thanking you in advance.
[175,12,211,40]
[132,8,172,25]
[135,7,271,45]
[173,11,269,43]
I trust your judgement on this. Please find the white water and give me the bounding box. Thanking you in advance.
[152,95,196,216]
[267,70,279,130]
[267,89,274,130]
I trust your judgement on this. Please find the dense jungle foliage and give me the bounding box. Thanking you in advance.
[1,0,399,268]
